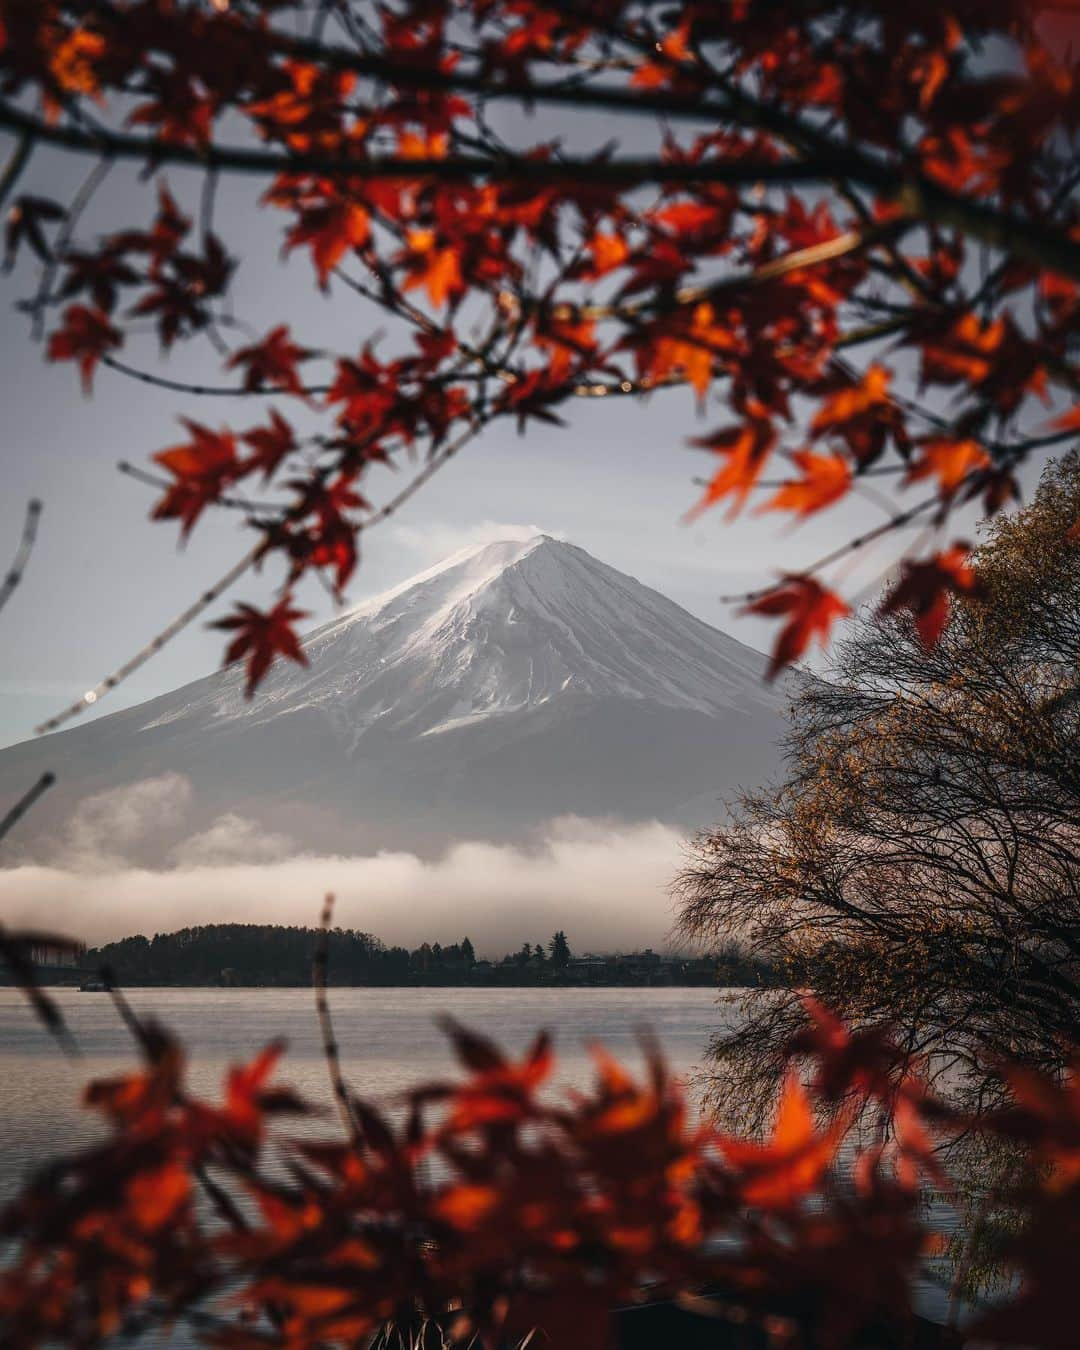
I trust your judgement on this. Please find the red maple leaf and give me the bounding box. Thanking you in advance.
[401,229,464,309]
[211,597,310,697]
[242,409,297,481]
[880,544,982,647]
[792,999,905,1104]
[58,247,140,313]
[905,438,991,497]
[285,200,369,288]
[46,304,122,392]
[152,420,240,536]
[226,325,315,396]
[742,575,851,679]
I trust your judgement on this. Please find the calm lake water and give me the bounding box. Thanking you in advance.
[0,985,964,1334]
[0,985,733,1202]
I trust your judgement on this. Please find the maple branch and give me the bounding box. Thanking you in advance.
[117,460,283,515]
[718,492,943,604]
[2,101,1077,279]
[314,892,362,1148]
[0,771,55,847]
[34,540,266,735]
[583,219,912,321]
[102,352,333,398]
[0,102,838,184]
[290,17,1080,280]
[0,498,42,618]
[0,129,33,211]
[29,152,112,340]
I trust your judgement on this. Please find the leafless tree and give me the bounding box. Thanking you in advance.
[676,454,1080,1132]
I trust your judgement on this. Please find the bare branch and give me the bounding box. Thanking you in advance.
[0,498,42,618]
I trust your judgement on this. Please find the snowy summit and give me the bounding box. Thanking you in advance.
[0,535,789,860]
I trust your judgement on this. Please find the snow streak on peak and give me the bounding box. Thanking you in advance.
[0,533,789,859]
[133,533,783,745]
[316,531,558,635]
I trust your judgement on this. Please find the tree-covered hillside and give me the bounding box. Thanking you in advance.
[85,924,766,987]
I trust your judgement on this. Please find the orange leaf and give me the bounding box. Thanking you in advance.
[433,1185,499,1230]
[285,201,369,288]
[126,1163,190,1231]
[919,313,1004,387]
[403,230,463,308]
[49,28,105,96]
[1048,404,1080,432]
[686,420,777,519]
[647,302,733,402]
[718,1072,847,1207]
[906,438,990,495]
[811,364,891,435]
[759,449,852,516]
[588,232,630,276]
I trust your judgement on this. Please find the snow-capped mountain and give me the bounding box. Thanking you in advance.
[0,535,790,861]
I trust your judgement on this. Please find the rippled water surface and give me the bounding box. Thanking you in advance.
[0,985,964,1337]
[0,985,732,1201]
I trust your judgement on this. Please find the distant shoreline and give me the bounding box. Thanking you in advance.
[22,922,779,992]
[17,972,754,991]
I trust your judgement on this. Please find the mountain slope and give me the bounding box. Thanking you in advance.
[0,535,789,861]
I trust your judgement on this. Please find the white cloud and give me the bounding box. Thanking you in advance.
[388,519,565,569]
[0,817,687,957]
[63,773,193,869]
[168,813,296,867]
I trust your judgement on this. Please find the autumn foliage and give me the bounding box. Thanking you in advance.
[0,2,1076,720]
[0,981,1077,1348]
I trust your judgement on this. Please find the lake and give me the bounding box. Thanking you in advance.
[0,985,964,1334]
[0,985,734,1202]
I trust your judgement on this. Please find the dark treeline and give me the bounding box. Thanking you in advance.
[83,924,777,988]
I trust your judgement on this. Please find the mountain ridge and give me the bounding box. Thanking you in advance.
[0,535,788,862]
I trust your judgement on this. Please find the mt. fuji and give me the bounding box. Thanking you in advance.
[0,535,789,863]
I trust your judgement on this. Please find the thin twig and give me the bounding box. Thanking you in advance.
[313,892,361,1147]
[118,459,282,513]
[34,541,266,735]
[102,351,332,397]
[30,154,113,340]
[718,492,942,603]
[0,129,34,212]
[582,219,913,321]
[0,498,42,618]
[0,771,55,846]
